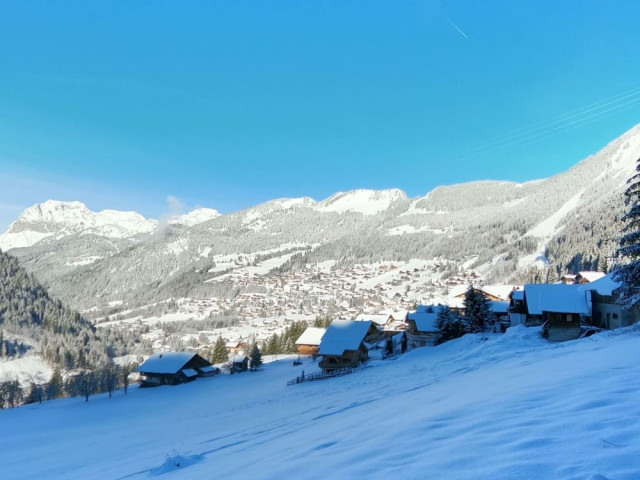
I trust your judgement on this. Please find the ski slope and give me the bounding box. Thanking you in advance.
[2,326,640,479]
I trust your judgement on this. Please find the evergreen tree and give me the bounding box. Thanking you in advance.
[615,156,640,306]
[46,368,63,400]
[211,336,229,364]
[435,306,467,344]
[248,343,262,371]
[464,286,490,333]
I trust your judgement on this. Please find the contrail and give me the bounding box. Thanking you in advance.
[444,15,468,39]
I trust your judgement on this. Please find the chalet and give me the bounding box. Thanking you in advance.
[384,310,409,332]
[318,320,378,372]
[524,284,590,342]
[137,352,217,387]
[230,355,249,373]
[405,306,440,347]
[575,271,606,284]
[490,301,510,330]
[581,274,637,329]
[295,327,326,356]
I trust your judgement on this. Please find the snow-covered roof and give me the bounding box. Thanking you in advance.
[524,284,590,316]
[407,311,439,332]
[390,310,409,321]
[355,313,390,325]
[576,271,607,283]
[295,327,326,346]
[137,352,197,374]
[319,320,374,356]
[182,369,198,378]
[578,273,622,296]
[482,285,519,301]
[231,355,248,363]
[512,290,524,301]
[448,285,469,298]
[199,366,217,373]
[490,301,509,314]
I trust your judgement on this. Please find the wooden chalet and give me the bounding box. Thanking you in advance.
[137,352,217,387]
[295,327,326,356]
[524,284,590,342]
[575,271,606,284]
[406,306,439,347]
[318,320,378,372]
[230,355,249,373]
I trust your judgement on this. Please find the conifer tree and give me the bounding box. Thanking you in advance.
[47,368,63,400]
[435,306,467,344]
[248,343,262,371]
[615,156,640,305]
[464,286,490,333]
[211,337,229,364]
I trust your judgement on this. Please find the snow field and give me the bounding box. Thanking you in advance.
[1,326,640,479]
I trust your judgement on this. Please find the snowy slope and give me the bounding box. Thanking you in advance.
[3,326,640,479]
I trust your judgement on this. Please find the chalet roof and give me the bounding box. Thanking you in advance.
[524,284,590,316]
[512,290,525,301]
[182,369,198,378]
[137,352,197,374]
[295,327,326,346]
[576,271,607,283]
[448,285,469,298]
[407,310,439,332]
[482,285,520,301]
[390,310,409,321]
[319,320,373,356]
[578,273,621,296]
[355,313,390,325]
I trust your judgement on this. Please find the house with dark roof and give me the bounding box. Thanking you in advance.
[318,320,378,372]
[137,352,217,387]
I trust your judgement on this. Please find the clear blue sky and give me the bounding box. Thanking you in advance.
[1,1,640,230]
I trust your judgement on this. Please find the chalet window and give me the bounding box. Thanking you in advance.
[613,313,619,319]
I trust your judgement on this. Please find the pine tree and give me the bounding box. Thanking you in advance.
[211,337,229,364]
[248,343,262,371]
[46,368,63,400]
[435,306,467,344]
[464,286,490,333]
[615,156,640,306]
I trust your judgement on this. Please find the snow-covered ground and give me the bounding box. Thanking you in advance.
[3,326,640,479]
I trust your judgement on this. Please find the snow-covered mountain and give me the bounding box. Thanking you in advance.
[2,125,640,313]
[316,188,407,215]
[0,200,157,250]
[168,208,221,227]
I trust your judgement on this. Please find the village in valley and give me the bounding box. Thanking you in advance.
[134,263,636,388]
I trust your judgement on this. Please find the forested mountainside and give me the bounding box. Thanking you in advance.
[0,249,136,370]
[2,125,640,315]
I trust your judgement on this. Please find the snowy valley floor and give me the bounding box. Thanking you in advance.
[2,326,640,480]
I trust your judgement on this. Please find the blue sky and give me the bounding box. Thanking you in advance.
[1,1,640,230]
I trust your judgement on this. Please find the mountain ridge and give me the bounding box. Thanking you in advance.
[2,124,639,315]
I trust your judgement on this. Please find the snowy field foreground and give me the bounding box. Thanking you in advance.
[2,327,640,480]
